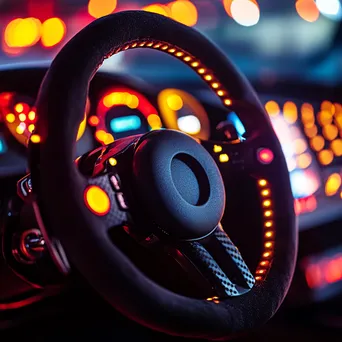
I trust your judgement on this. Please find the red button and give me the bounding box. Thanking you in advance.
[257,148,274,164]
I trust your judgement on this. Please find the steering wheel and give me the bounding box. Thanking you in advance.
[28,11,297,340]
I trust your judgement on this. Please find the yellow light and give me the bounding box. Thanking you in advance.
[257,269,266,274]
[198,68,206,74]
[318,110,333,126]
[161,45,168,50]
[263,252,271,258]
[297,153,312,169]
[30,134,41,143]
[15,103,24,113]
[6,113,15,123]
[318,149,334,166]
[19,113,26,122]
[217,90,224,97]
[41,18,66,48]
[211,82,219,89]
[104,133,114,145]
[88,0,117,19]
[219,154,229,163]
[255,276,262,281]
[230,0,260,27]
[323,124,338,141]
[168,48,176,53]
[304,125,318,138]
[258,179,267,187]
[127,95,139,109]
[28,111,35,121]
[260,261,269,266]
[84,185,111,216]
[16,123,26,135]
[191,62,199,67]
[265,230,273,237]
[264,210,272,217]
[147,114,162,130]
[283,101,298,124]
[265,101,280,117]
[169,0,198,27]
[261,189,270,197]
[263,200,271,207]
[4,18,41,48]
[142,4,169,17]
[28,124,35,133]
[184,56,191,62]
[166,94,183,111]
[103,94,114,108]
[204,75,213,81]
[213,145,223,153]
[95,129,107,143]
[310,136,325,152]
[108,157,117,166]
[77,114,87,141]
[224,99,232,106]
[331,139,342,157]
[295,0,319,22]
[265,221,273,228]
[265,242,273,248]
[325,173,341,197]
[176,52,184,57]
[301,103,315,123]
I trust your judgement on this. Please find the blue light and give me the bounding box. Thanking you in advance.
[110,115,141,133]
[290,169,318,199]
[227,112,246,137]
[0,135,7,154]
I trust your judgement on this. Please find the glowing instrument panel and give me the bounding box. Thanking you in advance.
[158,88,210,140]
[91,87,161,145]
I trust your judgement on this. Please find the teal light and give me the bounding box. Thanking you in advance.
[0,135,7,154]
[227,112,246,137]
[110,115,141,133]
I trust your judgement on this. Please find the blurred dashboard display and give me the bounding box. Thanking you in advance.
[158,88,210,140]
[265,100,321,199]
[93,87,161,144]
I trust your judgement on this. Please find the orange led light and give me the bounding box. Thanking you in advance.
[213,145,222,153]
[263,252,271,258]
[265,101,280,117]
[89,115,100,126]
[217,90,224,97]
[264,210,272,217]
[211,82,219,89]
[318,149,334,166]
[147,114,162,130]
[204,75,213,81]
[295,0,319,23]
[198,68,206,74]
[257,269,266,274]
[184,56,191,62]
[331,139,342,157]
[265,221,273,228]
[168,48,176,53]
[255,276,262,281]
[84,185,110,216]
[261,189,270,197]
[191,62,199,67]
[176,52,184,57]
[265,242,273,248]
[260,261,269,266]
[265,231,273,237]
[258,179,267,187]
[323,124,338,141]
[310,136,325,152]
[30,134,41,143]
[263,200,271,207]
[325,173,341,197]
[283,101,298,124]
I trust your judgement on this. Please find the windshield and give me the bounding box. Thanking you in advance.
[0,0,341,84]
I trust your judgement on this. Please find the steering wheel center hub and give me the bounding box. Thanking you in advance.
[133,130,225,240]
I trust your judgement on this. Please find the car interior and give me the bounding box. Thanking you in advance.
[1,0,342,341]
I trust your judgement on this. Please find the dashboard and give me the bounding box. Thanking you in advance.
[0,65,342,307]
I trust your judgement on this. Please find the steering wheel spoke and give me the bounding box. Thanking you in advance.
[177,225,254,298]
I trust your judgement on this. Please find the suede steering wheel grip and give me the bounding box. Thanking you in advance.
[29,11,298,340]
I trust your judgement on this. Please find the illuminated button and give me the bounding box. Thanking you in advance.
[110,174,121,191]
[6,113,15,123]
[108,157,117,166]
[257,148,274,164]
[213,145,222,153]
[116,192,129,210]
[219,153,229,163]
[28,111,36,121]
[84,185,111,216]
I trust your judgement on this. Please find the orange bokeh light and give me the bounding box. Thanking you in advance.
[4,17,41,48]
[168,0,198,27]
[88,0,117,19]
[295,0,320,23]
[142,4,170,17]
[41,18,66,47]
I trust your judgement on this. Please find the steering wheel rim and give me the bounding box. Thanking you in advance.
[29,11,297,340]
